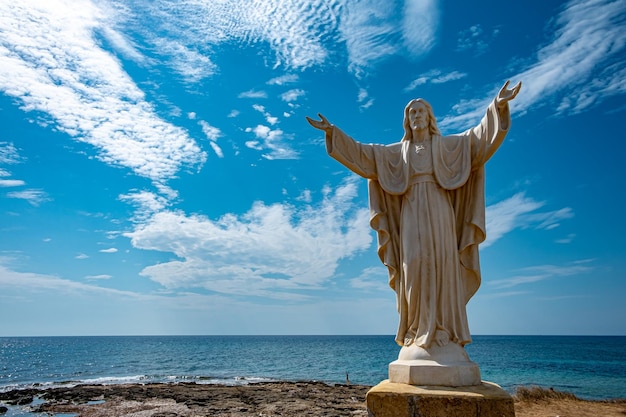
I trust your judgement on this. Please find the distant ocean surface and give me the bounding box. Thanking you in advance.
[1,335,625,402]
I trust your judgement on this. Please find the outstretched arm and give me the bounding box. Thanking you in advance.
[495,80,522,109]
[306,113,334,135]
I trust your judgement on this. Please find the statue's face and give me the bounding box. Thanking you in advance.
[408,101,429,131]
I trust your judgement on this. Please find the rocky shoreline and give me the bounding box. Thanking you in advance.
[1,382,625,417]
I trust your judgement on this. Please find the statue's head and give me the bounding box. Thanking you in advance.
[401,98,441,141]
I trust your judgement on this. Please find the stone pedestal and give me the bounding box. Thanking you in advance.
[389,359,481,386]
[366,380,515,417]
[389,339,481,386]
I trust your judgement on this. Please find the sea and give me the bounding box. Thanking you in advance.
[1,335,625,415]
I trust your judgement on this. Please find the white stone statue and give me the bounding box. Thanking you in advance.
[307,81,521,386]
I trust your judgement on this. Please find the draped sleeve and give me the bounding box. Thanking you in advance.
[325,126,408,294]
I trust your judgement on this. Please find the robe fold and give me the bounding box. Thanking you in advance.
[326,99,510,348]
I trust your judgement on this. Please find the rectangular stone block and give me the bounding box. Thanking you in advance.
[366,380,515,417]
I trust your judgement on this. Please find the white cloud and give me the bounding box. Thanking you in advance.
[6,189,50,206]
[0,262,142,298]
[252,105,279,125]
[349,266,389,292]
[357,88,374,110]
[76,253,90,259]
[280,89,305,103]
[456,24,495,55]
[295,189,313,203]
[119,190,169,221]
[188,112,196,120]
[124,178,372,298]
[556,233,576,244]
[100,26,147,64]
[490,261,593,289]
[239,90,268,99]
[484,193,573,248]
[85,274,113,280]
[208,142,224,159]
[198,120,224,157]
[268,74,299,85]
[404,69,467,92]
[244,125,298,160]
[151,38,217,84]
[518,0,626,115]
[0,143,21,165]
[440,0,626,130]
[228,110,240,118]
[99,247,118,253]
[0,179,25,187]
[0,1,206,182]
[401,0,439,56]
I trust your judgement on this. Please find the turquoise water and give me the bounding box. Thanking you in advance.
[1,335,624,405]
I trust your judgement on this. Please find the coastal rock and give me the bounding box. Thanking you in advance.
[29,381,370,417]
[0,388,39,406]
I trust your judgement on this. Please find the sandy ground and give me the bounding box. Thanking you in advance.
[1,382,625,416]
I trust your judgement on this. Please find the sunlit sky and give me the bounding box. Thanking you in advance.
[1,0,625,337]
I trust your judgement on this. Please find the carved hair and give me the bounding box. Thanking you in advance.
[401,98,441,141]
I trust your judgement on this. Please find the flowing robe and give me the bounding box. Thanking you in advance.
[326,100,511,348]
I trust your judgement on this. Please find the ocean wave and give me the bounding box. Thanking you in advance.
[0,374,279,393]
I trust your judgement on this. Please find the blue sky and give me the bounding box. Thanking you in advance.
[1,0,625,337]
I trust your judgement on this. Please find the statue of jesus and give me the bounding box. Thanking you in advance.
[307,81,521,378]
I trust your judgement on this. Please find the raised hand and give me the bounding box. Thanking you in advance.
[306,113,333,133]
[496,80,522,108]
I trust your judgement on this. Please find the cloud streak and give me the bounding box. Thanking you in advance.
[124,178,372,298]
[439,0,626,130]
[0,0,206,183]
[489,261,593,289]
[484,193,573,248]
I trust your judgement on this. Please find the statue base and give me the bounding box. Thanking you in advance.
[366,380,515,417]
[390,340,481,386]
[389,359,481,386]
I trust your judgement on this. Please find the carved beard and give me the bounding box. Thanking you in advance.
[411,119,428,130]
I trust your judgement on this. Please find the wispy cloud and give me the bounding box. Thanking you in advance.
[252,105,279,125]
[198,120,224,158]
[119,190,169,221]
[99,247,118,253]
[150,38,217,84]
[555,233,576,244]
[401,0,439,56]
[6,189,51,206]
[268,74,299,85]
[456,24,497,55]
[239,90,268,99]
[124,178,372,298]
[0,1,206,182]
[404,69,467,92]
[357,88,374,110]
[280,89,305,103]
[350,266,389,292]
[0,143,21,165]
[0,179,25,187]
[75,253,90,260]
[0,262,138,297]
[484,193,573,248]
[440,0,626,130]
[244,125,297,160]
[85,274,113,280]
[489,261,593,289]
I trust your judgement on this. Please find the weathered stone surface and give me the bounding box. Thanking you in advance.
[366,380,515,417]
[389,358,481,386]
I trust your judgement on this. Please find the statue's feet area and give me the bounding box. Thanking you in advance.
[398,340,470,364]
[392,339,481,386]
